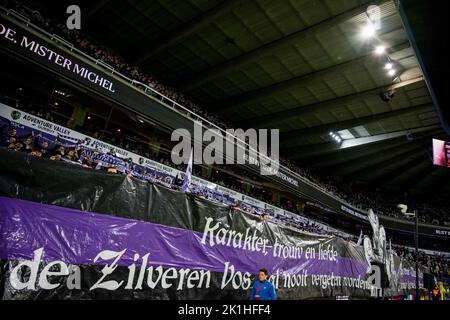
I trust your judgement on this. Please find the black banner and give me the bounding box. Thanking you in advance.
[0,148,422,299]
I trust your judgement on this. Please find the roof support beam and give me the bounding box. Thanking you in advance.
[280,103,432,148]
[392,161,433,188]
[238,76,425,128]
[366,152,431,184]
[317,132,437,174]
[319,129,442,172]
[284,124,441,160]
[388,134,448,188]
[367,134,448,186]
[340,144,427,178]
[339,125,437,149]
[134,0,242,64]
[178,0,390,92]
[348,147,427,181]
[217,41,411,116]
[306,139,408,170]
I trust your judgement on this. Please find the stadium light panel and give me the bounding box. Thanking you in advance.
[387,69,396,76]
[330,131,343,143]
[361,22,376,38]
[374,45,386,55]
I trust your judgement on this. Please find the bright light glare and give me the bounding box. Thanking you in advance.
[387,69,396,76]
[330,131,343,143]
[374,45,386,55]
[384,62,393,70]
[361,23,376,38]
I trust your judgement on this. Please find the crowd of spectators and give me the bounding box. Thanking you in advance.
[2,0,450,300]
[2,0,450,226]
[2,126,449,288]
[0,122,349,242]
[394,246,450,282]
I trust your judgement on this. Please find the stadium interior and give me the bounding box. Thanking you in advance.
[0,0,449,301]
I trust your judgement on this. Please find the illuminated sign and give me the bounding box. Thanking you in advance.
[432,139,450,168]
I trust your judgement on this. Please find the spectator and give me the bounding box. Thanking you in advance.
[7,141,23,152]
[63,148,78,161]
[107,166,118,174]
[30,149,42,157]
[2,128,17,146]
[22,136,34,153]
[250,269,276,301]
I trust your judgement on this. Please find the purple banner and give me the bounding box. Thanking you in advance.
[0,197,368,278]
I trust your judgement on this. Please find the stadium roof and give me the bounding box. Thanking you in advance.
[32,0,450,195]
